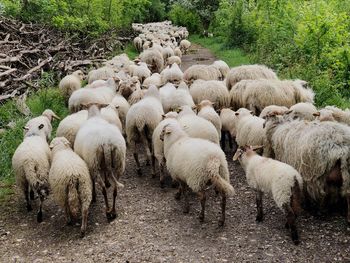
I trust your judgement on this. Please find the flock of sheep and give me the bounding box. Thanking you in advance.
[11,21,350,245]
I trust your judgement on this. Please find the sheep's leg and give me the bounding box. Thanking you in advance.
[183,183,190,214]
[284,204,300,245]
[218,193,226,227]
[228,132,233,149]
[133,142,142,175]
[97,174,111,220]
[29,189,35,200]
[24,181,32,212]
[104,171,111,189]
[64,186,72,225]
[159,158,165,188]
[198,191,206,222]
[80,207,89,238]
[174,181,183,200]
[256,190,264,222]
[108,173,119,221]
[37,195,44,223]
[346,195,350,225]
[220,130,226,150]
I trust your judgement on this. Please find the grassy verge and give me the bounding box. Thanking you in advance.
[0,84,68,201]
[189,35,251,66]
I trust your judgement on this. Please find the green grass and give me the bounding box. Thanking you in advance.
[189,35,251,67]
[0,87,69,201]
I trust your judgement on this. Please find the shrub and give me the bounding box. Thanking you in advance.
[168,3,203,33]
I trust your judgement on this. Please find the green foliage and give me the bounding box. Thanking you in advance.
[168,3,203,33]
[212,0,350,108]
[0,0,166,35]
[0,88,68,200]
[190,34,250,67]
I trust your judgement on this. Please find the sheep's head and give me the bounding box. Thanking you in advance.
[49,137,71,152]
[262,111,284,128]
[162,111,178,120]
[72,70,85,80]
[24,122,47,139]
[233,145,263,161]
[313,109,335,122]
[118,76,140,99]
[235,108,252,119]
[197,100,214,111]
[42,109,60,122]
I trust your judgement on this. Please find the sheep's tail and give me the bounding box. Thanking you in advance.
[291,177,303,215]
[67,178,80,219]
[102,144,124,188]
[208,157,235,196]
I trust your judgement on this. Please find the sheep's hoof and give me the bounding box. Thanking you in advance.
[183,206,190,214]
[174,192,181,200]
[105,180,111,188]
[256,215,263,222]
[26,204,33,212]
[30,190,35,200]
[137,168,142,176]
[37,211,43,223]
[66,220,73,226]
[145,160,150,166]
[285,222,290,229]
[151,173,156,179]
[199,214,204,222]
[80,230,86,238]
[218,219,224,227]
[293,239,300,245]
[160,180,165,189]
[106,211,117,221]
[347,219,350,226]
[171,181,179,188]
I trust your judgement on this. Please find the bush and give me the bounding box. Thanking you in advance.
[168,4,203,33]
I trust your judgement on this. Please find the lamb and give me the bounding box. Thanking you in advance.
[160,81,194,113]
[177,105,220,145]
[133,36,143,52]
[56,104,122,147]
[212,60,230,80]
[314,108,336,122]
[264,112,350,224]
[111,94,130,134]
[179,39,191,54]
[226,64,278,91]
[142,73,162,89]
[174,47,182,57]
[24,109,60,141]
[190,79,230,110]
[68,79,116,113]
[167,55,182,66]
[197,100,222,139]
[183,65,222,84]
[219,108,237,150]
[126,85,164,175]
[162,46,175,61]
[152,112,179,186]
[59,70,84,101]
[160,63,183,86]
[87,67,115,84]
[317,106,350,125]
[160,122,234,225]
[259,105,289,119]
[12,122,51,222]
[49,137,92,237]
[118,76,140,101]
[139,48,164,73]
[233,145,303,245]
[74,105,126,220]
[284,102,317,121]
[230,79,314,115]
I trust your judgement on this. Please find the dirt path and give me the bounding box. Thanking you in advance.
[1,45,350,263]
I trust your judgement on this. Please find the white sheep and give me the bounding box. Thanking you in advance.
[233,145,303,245]
[178,105,219,145]
[318,106,350,125]
[167,55,182,66]
[179,39,191,54]
[152,112,179,186]
[12,123,51,222]
[133,36,143,52]
[49,137,92,237]
[212,60,230,80]
[59,70,84,101]
[24,109,60,141]
[174,47,182,57]
[230,79,314,115]
[197,100,222,139]
[74,105,126,220]
[190,79,230,110]
[183,65,222,84]
[111,94,130,134]
[259,105,289,119]
[87,67,115,84]
[226,64,278,90]
[129,62,151,84]
[161,122,234,225]
[162,46,175,61]
[139,48,164,73]
[126,85,164,174]
[284,102,317,121]
[160,63,183,85]
[142,73,162,89]
[219,108,237,150]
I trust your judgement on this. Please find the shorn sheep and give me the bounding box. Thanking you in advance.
[160,122,235,225]
[190,80,230,110]
[230,79,314,115]
[59,70,84,101]
[12,122,51,222]
[126,85,164,175]
[152,112,179,187]
[74,105,126,220]
[264,112,350,224]
[49,137,92,237]
[226,64,278,91]
[24,109,60,141]
[233,145,303,245]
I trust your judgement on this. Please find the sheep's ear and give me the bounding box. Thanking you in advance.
[23,126,29,131]
[249,111,253,115]
[284,110,293,115]
[251,145,264,151]
[313,111,320,117]
[162,114,166,120]
[235,112,239,116]
[165,126,172,134]
[232,150,241,161]
[52,112,60,120]
[64,139,71,147]
[38,124,44,130]
[49,142,54,149]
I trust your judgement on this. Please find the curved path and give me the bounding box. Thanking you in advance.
[0,45,349,262]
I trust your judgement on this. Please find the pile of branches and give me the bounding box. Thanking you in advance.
[0,16,133,101]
